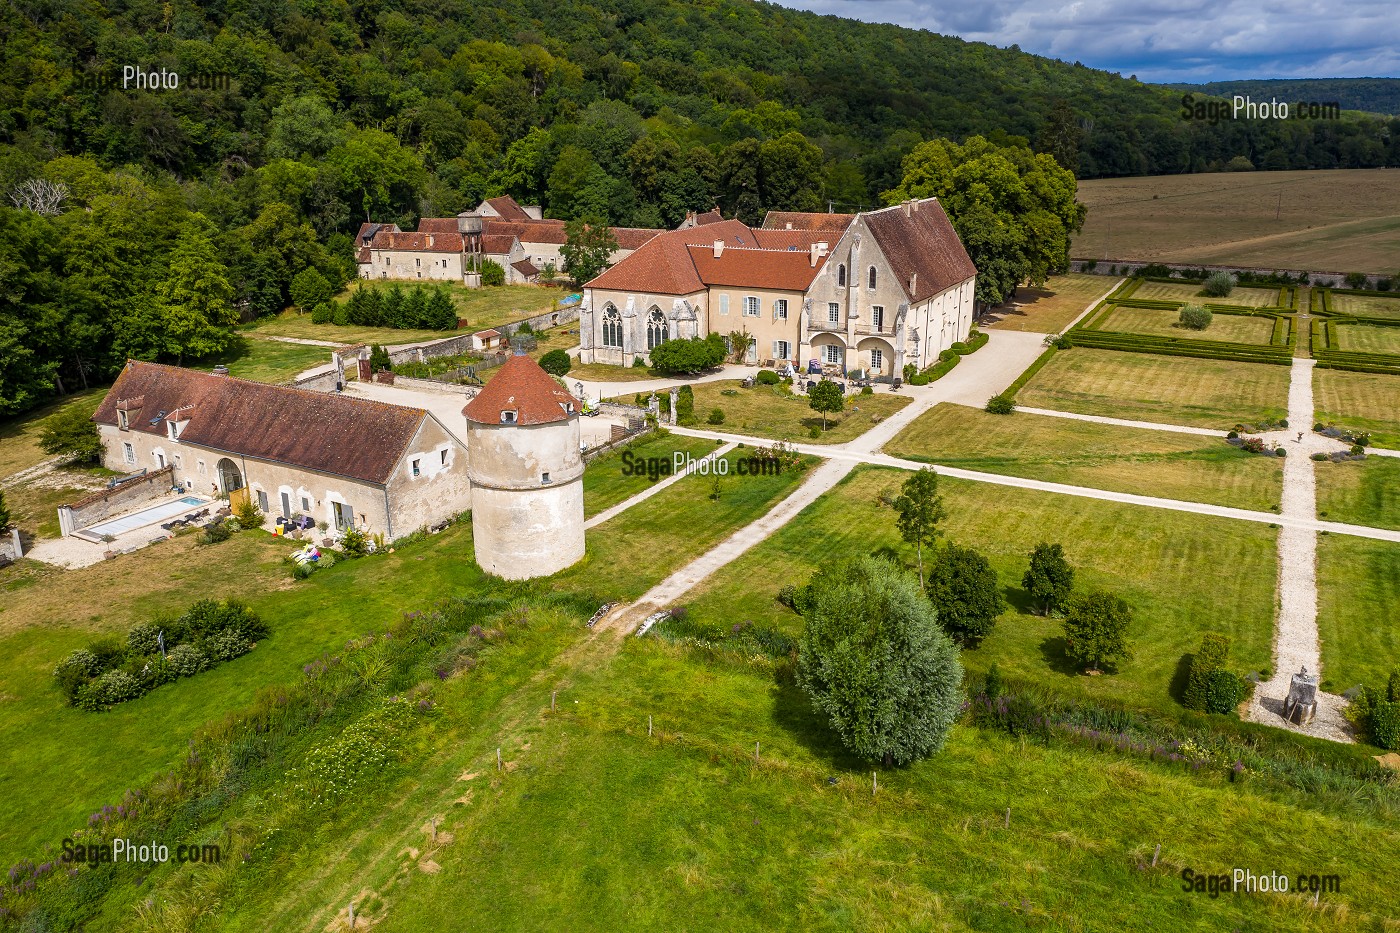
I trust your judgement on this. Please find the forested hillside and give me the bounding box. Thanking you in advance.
[2,0,1399,416]
[1165,78,1400,116]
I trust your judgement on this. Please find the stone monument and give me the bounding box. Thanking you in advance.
[1283,666,1319,726]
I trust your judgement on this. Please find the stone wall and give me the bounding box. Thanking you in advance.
[59,466,177,536]
[1070,259,1384,289]
[286,367,341,393]
[0,528,21,563]
[497,299,581,339]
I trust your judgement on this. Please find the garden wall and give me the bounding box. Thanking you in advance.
[1069,259,1383,289]
[58,466,177,537]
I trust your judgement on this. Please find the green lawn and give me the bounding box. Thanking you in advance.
[687,380,911,445]
[1314,368,1400,450]
[682,466,1277,714]
[984,273,1118,334]
[0,445,811,864]
[336,280,564,330]
[571,362,673,383]
[1098,306,1277,345]
[0,388,107,481]
[1133,281,1283,307]
[886,403,1282,511]
[1018,348,1291,429]
[1315,456,1400,530]
[1335,323,1400,355]
[582,432,726,518]
[1317,534,1400,691]
[1330,292,1400,318]
[206,335,334,384]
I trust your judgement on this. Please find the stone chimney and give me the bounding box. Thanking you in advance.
[903,200,912,218]
[912,199,920,212]
[909,272,917,294]
[809,243,819,267]
[426,234,434,248]
[785,222,793,230]
[713,240,725,258]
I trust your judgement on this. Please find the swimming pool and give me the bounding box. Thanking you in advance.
[82,495,211,538]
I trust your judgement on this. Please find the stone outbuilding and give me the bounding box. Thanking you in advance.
[462,353,585,580]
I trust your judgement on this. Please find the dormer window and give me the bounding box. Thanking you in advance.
[118,411,129,430]
[167,421,178,440]
[563,402,574,415]
[501,410,517,424]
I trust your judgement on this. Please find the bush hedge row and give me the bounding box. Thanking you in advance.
[1066,330,1291,365]
[53,600,268,711]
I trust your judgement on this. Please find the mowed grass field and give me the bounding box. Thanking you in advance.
[687,380,912,445]
[1317,534,1400,691]
[208,334,334,383]
[581,432,721,518]
[1314,368,1400,449]
[1132,281,1283,307]
[1098,305,1277,344]
[983,272,1120,333]
[0,447,809,864]
[1017,348,1291,429]
[1074,169,1400,271]
[1315,457,1400,530]
[682,466,1277,713]
[1335,323,1400,354]
[1330,292,1400,318]
[886,403,1282,511]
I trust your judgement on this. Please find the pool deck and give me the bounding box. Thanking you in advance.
[73,495,213,543]
[28,493,218,569]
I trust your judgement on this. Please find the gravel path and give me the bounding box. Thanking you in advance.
[584,443,737,530]
[1015,407,1226,437]
[1245,359,1354,741]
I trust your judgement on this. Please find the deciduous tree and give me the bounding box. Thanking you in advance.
[926,543,1005,643]
[892,467,946,589]
[1061,589,1134,674]
[1022,542,1074,615]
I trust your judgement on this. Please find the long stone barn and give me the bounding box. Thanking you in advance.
[91,361,473,538]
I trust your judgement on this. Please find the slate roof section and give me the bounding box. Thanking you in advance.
[584,220,754,295]
[94,361,428,486]
[863,199,977,303]
[761,211,855,233]
[463,354,579,426]
[686,245,827,290]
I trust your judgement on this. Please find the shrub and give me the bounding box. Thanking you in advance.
[165,644,209,677]
[77,670,144,710]
[310,302,334,324]
[1201,272,1235,297]
[1184,633,1232,710]
[861,385,873,395]
[706,408,726,425]
[206,628,254,662]
[756,370,781,385]
[539,349,572,376]
[341,525,369,557]
[1344,272,1370,290]
[1051,334,1074,350]
[676,385,695,424]
[1276,447,1287,458]
[478,258,505,286]
[1350,444,1365,456]
[650,335,727,374]
[926,544,1005,644]
[1311,452,1328,461]
[1205,669,1249,713]
[127,622,163,657]
[198,521,232,545]
[53,649,103,701]
[808,426,821,439]
[1240,437,1266,454]
[632,356,646,368]
[1227,430,1238,439]
[234,497,263,529]
[332,302,349,326]
[985,394,1015,415]
[1179,304,1213,329]
[1369,699,1400,750]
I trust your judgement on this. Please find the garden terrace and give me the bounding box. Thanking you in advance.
[1311,316,1400,376]
[885,403,1282,511]
[1015,348,1292,429]
[1314,288,1400,320]
[1130,279,1289,308]
[1313,368,1400,449]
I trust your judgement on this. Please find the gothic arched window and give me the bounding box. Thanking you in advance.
[646,308,668,349]
[837,264,846,286]
[602,306,623,348]
[868,266,878,289]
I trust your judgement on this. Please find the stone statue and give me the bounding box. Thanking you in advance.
[1284,666,1319,725]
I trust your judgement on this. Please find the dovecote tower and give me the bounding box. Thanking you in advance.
[462,353,585,579]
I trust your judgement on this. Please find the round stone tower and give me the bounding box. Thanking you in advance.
[463,352,585,580]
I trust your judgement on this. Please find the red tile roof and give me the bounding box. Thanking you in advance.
[463,354,579,426]
[686,245,827,290]
[750,228,835,251]
[368,230,466,253]
[585,220,754,295]
[511,258,540,278]
[761,211,855,233]
[484,219,568,246]
[692,209,724,226]
[864,199,977,303]
[417,217,462,235]
[483,195,534,222]
[93,361,428,485]
[480,233,521,255]
[611,227,663,250]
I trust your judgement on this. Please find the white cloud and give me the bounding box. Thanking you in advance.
[771,0,1400,82]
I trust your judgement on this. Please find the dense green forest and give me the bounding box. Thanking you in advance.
[1165,78,1400,116]
[2,0,1399,416]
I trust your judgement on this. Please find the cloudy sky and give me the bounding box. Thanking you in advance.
[771,0,1400,83]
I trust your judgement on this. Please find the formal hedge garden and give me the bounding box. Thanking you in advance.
[52,600,268,711]
[1310,312,1400,376]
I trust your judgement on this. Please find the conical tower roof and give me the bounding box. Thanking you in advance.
[463,353,580,425]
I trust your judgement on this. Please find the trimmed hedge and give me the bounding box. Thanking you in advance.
[1003,346,1059,398]
[1066,329,1291,365]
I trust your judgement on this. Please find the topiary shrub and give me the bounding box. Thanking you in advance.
[706,408,726,425]
[1205,668,1249,713]
[756,370,781,385]
[1311,452,1328,461]
[676,385,695,424]
[1370,699,1400,750]
[985,394,1015,415]
[539,349,572,376]
[1184,633,1232,711]
[1276,447,1287,457]
[1179,304,1214,330]
[1201,272,1235,297]
[1227,430,1238,439]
